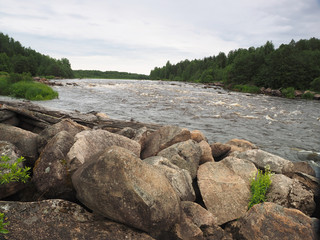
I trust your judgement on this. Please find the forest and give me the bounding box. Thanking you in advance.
[73,70,149,80]
[0,33,73,78]
[150,38,320,91]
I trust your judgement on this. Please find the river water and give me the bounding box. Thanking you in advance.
[1,79,320,173]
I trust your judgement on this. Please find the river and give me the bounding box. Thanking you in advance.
[1,78,320,174]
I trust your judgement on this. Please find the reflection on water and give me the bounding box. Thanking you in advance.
[2,79,320,168]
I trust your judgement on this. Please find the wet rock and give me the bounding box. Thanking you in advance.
[0,199,154,240]
[33,131,75,200]
[157,139,201,179]
[190,130,207,143]
[233,149,295,174]
[0,123,39,162]
[228,202,318,240]
[72,146,181,234]
[144,156,195,201]
[197,161,250,225]
[141,125,191,159]
[210,142,231,160]
[67,129,141,172]
[292,161,316,176]
[297,150,320,162]
[225,138,257,153]
[0,141,25,199]
[199,140,215,164]
[266,174,316,216]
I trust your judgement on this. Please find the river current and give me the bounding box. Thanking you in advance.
[1,79,319,173]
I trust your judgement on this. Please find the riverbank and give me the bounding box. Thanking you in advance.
[0,101,319,239]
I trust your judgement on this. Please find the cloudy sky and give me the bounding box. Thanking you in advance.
[1,0,320,74]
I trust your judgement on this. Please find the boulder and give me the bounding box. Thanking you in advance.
[227,202,318,240]
[0,141,25,199]
[286,171,319,197]
[157,139,201,179]
[32,131,75,200]
[172,212,204,240]
[0,199,154,240]
[314,94,320,100]
[133,126,149,149]
[67,129,141,172]
[233,149,295,174]
[266,174,316,216]
[116,127,137,139]
[294,90,303,97]
[0,123,39,162]
[144,156,195,201]
[72,146,181,234]
[190,130,207,143]
[0,109,19,126]
[197,161,250,225]
[210,142,231,160]
[141,125,191,159]
[199,140,215,164]
[225,138,257,153]
[292,161,316,176]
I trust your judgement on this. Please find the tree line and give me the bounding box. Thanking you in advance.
[150,38,320,91]
[0,33,73,78]
[73,70,149,80]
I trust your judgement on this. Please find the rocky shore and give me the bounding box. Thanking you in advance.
[0,101,319,239]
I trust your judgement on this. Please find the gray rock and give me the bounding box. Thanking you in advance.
[199,140,215,164]
[144,156,195,201]
[158,139,201,179]
[210,142,231,160]
[0,109,16,121]
[72,146,181,234]
[141,125,191,159]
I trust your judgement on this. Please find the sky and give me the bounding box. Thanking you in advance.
[0,0,320,74]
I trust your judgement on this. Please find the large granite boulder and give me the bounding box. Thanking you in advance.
[197,161,251,225]
[141,125,191,159]
[227,202,318,240]
[0,199,154,240]
[67,129,141,172]
[225,138,257,153]
[190,130,207,143]
[210,142,231,161]
[0,123,38,162]
[199,140,215,164]
[72,146,181,234]
[233,149,295,174]
[157,139,201,179]
[144,156,195,201]
[266,174,316,216]
[33,131,75,200]
[0,141,25,199]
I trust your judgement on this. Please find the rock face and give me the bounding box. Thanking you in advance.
[67,129,141,172]
[197,161,251,225]
[266,174,316,216]
[141,125,191,159]
[144,156,195,201]
[0,123,38,161]
[0,199,154,240]
[72,146,181,234]
[190,130,207,143]
[234,149,295,174]
[157,139,201,179]
[225,139,257,153]
[33,131,75,199]
[210,142,231,160]
[228,202,317,240]
[199,140,215,164]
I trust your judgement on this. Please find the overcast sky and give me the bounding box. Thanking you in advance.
[1,0,320,74]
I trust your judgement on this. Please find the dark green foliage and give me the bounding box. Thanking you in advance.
[149,38,320,91]
[233,84,261,93]
[302,91,314,100]
[248,166,273,209]
[0,33,74,78]
[281,87,295,99]
[73,70,149,80]
[310,77,320,91]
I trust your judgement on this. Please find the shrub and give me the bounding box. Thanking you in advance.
[310,77,320,92]
[302,91,314,100]
[281,87,295,99]
[233,84,260,94]
[248,165,273,209]
[0,155,31,234]
[0,77,10,95]
[10,81,58,100]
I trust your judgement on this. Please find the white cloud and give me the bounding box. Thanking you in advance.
[0,0,319,74]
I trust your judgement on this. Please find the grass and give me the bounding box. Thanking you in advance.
[281,87,295,99]
[248,165,273,210]
[233,84,261,94]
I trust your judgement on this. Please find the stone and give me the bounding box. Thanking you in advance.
[32,131,75,200]
[67,129,141,172]
[72,146,181,234]
[210,142,231,160]
[234,149,295,174]
[314,94,320,100]
[172,212,204,240]
[199,140,215,164]
[0,109,15,121]
[116,127,137,139]
[133,126,149,149]
[286,171,319,197]
[197,161,250,225]
[225,138,257,153]
[294,90,303,97]
[190,130,207,143]
[157,139,201,179]
[144,156,195,201]
[0,141,25,199]
[0,199,154,240]
[292,161,316,176]
[266,174,316,216]
[95,112,109,120]
[141,125,191,159]
[0,123,39,162]
[229,202,317,240]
